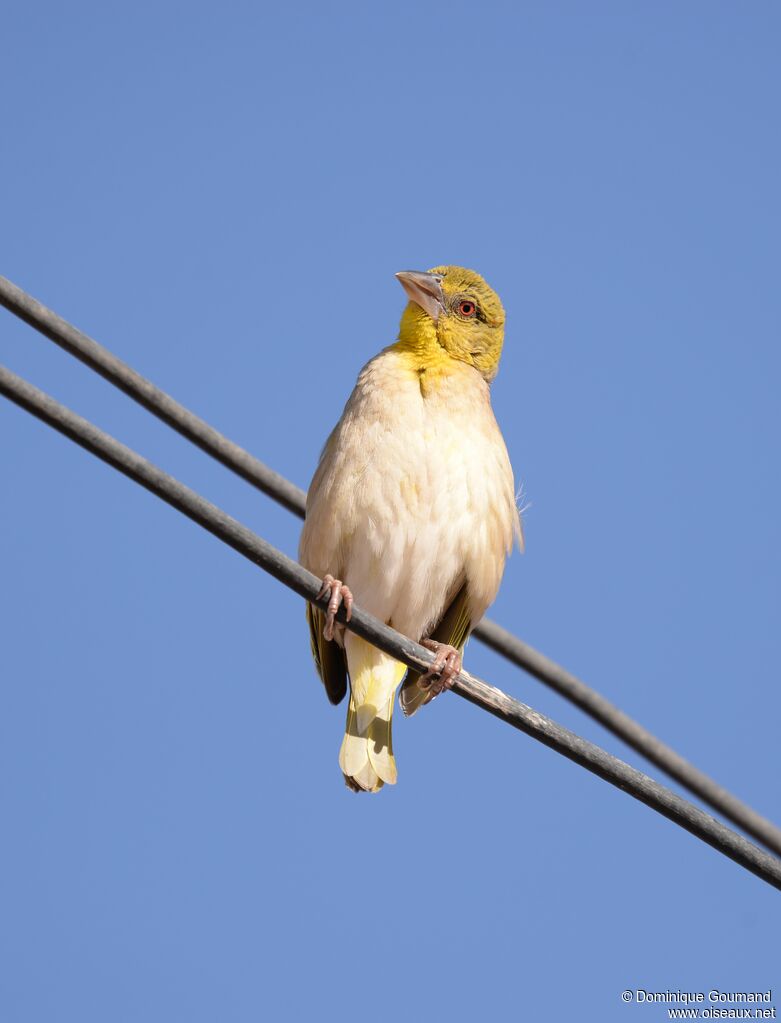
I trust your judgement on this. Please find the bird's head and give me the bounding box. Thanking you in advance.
[396,265,506,382]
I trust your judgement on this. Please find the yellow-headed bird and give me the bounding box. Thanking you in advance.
[299,266,522,792]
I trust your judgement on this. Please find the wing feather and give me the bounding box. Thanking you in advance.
[399,582,473,717]
[306,602,348,705]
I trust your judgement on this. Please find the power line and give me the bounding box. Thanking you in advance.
[2,273,780,858]
[474,620,781,857]
[0,276,305,517]
[1,361,780,893]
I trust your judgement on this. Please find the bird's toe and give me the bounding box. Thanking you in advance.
[317,574,352,641]
[418,640,462,696]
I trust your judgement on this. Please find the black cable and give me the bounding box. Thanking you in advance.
[0,276,305,517]
[1,362,780,892]
[474,621,781,858]
[2,273,780,861]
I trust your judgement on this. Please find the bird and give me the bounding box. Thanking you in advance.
[299,266,522,793]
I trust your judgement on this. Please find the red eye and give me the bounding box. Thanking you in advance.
[458,301,476,318]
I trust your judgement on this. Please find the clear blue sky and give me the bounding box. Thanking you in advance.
[1,3,779,1020]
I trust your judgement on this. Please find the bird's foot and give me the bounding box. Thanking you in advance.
[316,574,353,641]
[418,640,462,697]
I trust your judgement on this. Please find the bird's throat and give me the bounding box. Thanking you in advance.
[394,303,456,392]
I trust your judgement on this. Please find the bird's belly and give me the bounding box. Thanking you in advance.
[342,405,506,640]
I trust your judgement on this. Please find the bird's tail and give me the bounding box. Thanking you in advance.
[339,634,406,793]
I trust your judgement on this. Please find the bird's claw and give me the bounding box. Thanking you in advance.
[317,574,353,641]
[418,640,462,697]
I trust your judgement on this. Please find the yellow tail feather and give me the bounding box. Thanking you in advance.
[339,636,406,793]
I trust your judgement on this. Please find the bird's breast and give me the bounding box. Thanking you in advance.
[301,348,519,638]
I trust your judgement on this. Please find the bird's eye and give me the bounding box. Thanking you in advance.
[458,301,476,318]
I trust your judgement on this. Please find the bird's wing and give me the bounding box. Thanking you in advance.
[399,581,473,717]
[306,602,348,705]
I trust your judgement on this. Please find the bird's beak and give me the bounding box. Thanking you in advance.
[395,270,445,323]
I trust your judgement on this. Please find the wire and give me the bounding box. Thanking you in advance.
[474,620,781,857]
[0,276,306,517]
[2,273,780,858]
[1,363,780,892]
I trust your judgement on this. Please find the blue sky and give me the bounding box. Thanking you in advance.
[1,3,779,1020]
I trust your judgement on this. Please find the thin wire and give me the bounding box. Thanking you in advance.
[474,620,781,857]
[0,276,305,517]
[1,361,780,893]
[1,274,780,861]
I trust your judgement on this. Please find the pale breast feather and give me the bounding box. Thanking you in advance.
[299,347,519,642]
